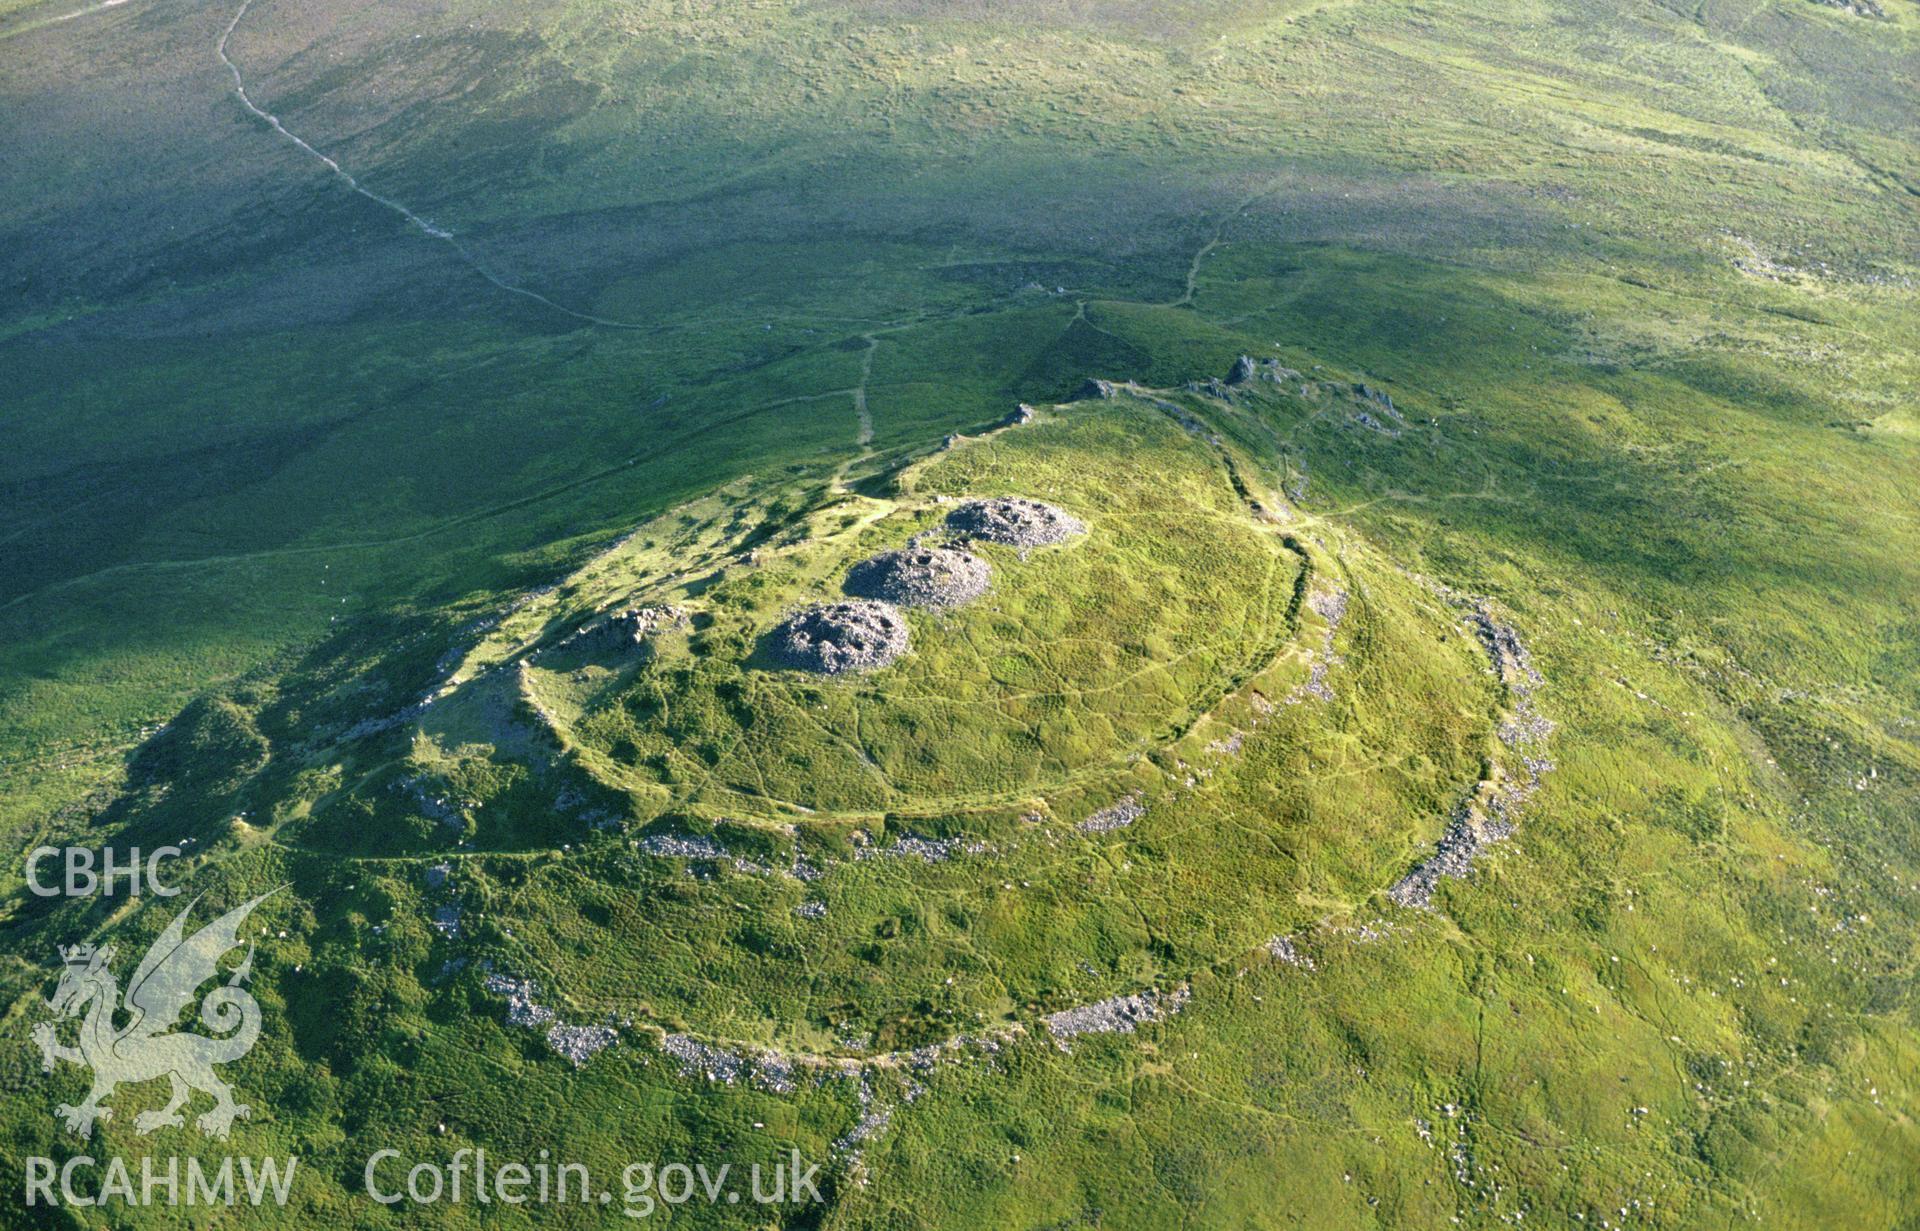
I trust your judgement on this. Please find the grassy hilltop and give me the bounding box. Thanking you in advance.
[0,0,1916,1226]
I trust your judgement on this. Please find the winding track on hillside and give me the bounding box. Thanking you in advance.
[217,0,651,330]
[0,0,126,41]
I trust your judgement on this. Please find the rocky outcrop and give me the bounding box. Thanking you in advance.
[1224,355,1303,387]
[582,604,688,650]
[1387,603,1553,909]
[1077,792,1144,834]
[546,1024,618,1066]
[1264,934,1316,970]
[1043,985,1190,1049]
[1815,0,1884,16]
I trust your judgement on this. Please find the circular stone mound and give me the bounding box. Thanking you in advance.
[844,543,991,609]
[946,497,1086,548]
[769,600,911,674]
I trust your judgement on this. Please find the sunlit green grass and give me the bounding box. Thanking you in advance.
[1,0,1916,1226]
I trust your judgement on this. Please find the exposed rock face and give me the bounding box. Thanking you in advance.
[483,973,555,1029]
[1815,0,1883,16]
[844,542,990,609]
[854,832,992,862]
[585,604,688,649]
[546,1024,618,1066]
[636,833,727,859]
[769,600,910,674]
[1224,355,1303,386]
[659,1034,798,1094]
[1387,604,1553,910]
[1265,935,1316,970]
[1078,793,1144,834]
[1282,587,1348,705]
[1043,985,1190,1049]
[946,497,1085,549]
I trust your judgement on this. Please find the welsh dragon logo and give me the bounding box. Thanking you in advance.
[34,889,280,1139]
